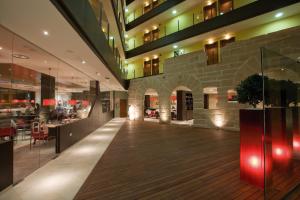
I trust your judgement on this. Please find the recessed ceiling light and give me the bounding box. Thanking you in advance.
[125,8,129,12]
[43,30,49,36]
[0,46,3,50]
[173,45,178,49]
[81,60,86,64]
[172,10,177,15]
[275,12,283,18]
[208,39,214,44]
[13,54,30,59]
[224,34,231,40]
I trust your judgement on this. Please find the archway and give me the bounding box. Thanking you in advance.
[170,86,193,126]
[144,88,159,122]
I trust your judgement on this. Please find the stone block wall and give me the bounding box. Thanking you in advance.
[128,26,300,131]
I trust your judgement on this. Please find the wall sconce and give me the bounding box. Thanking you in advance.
[214,114,224,128]
[224,34,231,40]
[128,105,138,120]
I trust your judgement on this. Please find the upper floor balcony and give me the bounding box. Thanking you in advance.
[124,0,300,58]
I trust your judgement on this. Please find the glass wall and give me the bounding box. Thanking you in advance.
[262,48,300,199]
[0,25,94,183]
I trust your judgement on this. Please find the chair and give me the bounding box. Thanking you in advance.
[0,127,15,139]
[30,122,48,148]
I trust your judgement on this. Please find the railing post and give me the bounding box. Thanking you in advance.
[193,13,195,25]
[99,1,103,27]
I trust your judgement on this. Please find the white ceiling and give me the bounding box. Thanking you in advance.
[0,0,125,92]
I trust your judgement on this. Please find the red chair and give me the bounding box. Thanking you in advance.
[0,127,15,138]
[30,122,48,148]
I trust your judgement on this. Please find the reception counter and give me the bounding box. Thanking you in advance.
[48,111,114,153]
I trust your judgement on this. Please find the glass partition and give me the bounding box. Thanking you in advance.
[262,48,300,199]
[0,25,95,183]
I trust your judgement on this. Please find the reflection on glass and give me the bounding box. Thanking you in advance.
[0,25,95,183]
[262,48,300,199]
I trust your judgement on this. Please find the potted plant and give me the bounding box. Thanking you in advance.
[237,74,271,189]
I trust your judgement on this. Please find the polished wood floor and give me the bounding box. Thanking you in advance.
[75,121,300,200]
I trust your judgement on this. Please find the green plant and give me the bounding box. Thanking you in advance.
[236,74,266,108]
[236,74,299,108]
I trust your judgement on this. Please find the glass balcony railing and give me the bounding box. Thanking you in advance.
[125,0,166,24]
[125,0,257,51]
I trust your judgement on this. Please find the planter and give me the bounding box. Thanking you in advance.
[0,140,13,191]
[240,108,293,188]
[240,109,271,189]
[292,107,300,158]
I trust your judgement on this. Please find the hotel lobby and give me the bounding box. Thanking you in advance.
[1,0,300,199]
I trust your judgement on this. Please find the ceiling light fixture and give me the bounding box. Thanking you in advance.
[275,12,283,18]
[172,10,177,15]
[109,36,114,40]
[82,60,86,64]
[173,45,178,49]
[224,34,231,40]
[0,46,3,50]
[43,30,49,36]
[13,54,30,59]
[96,72,101,76]
[208,39,214,44]
[207,1,212,6]
[125,34,128,38]
[125,8,129,12]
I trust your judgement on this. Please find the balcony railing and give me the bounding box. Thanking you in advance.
[51,0,128,87]
[125,0,257,51]
[125,0,300,58]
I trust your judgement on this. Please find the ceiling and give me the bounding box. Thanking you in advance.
[0,0,125,92]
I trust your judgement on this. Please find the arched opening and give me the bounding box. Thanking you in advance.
[170,86,193,126]
[144,88,159,122]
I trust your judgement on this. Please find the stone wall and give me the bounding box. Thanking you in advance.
[128,26,300,131]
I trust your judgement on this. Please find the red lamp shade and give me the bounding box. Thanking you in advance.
[43,99,56,106]
[170,95,176,101]
[82,100,89,107]
[68,99,77,105]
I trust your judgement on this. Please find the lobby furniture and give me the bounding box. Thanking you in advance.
[30,122,49,148]
[0,140,13,191]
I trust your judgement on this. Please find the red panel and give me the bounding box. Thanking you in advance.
[68,99,77,105]
[240,109,272,189]
[82,100,89,107]
[267,108,293,172]
[42,99,56,106]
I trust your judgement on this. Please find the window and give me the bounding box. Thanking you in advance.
[205,42,219,65]
[152,58,159,75]
[203,87,218,109]
[144,32,151,44]
[203,2,217,21]
[219,0,233,15]
[144,60,152,76]
[152,29,160,41]
[227,89,238,102]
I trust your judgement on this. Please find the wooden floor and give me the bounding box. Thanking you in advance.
[75,121,300,200]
